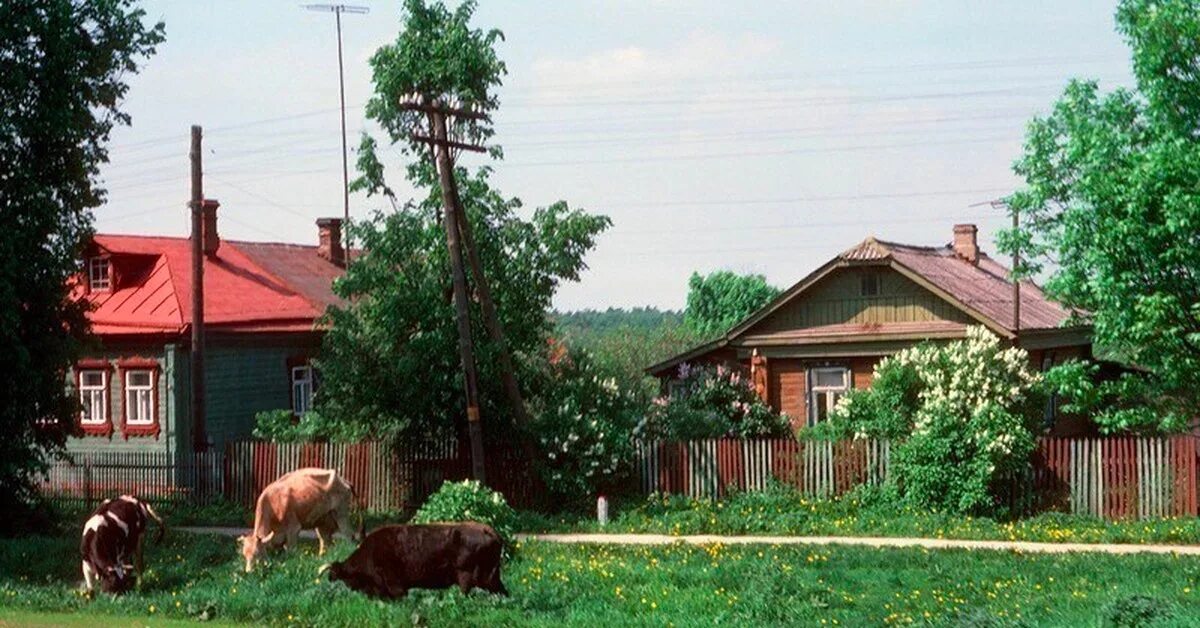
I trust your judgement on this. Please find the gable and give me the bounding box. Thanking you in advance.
[746,266,974,335]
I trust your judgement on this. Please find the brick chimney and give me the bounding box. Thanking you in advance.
[317,218,345,266]
[952,223,978,264]
[202,199,221,256]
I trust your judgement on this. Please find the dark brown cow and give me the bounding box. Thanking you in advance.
[326,523,506,599]
[80,495,165,594]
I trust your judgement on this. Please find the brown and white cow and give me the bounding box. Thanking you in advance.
[239,467,360,572]
[80,495,165,594]
[325,523,507,599]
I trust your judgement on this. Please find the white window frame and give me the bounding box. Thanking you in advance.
[292,365,314,415]
[79,370,107,425]
[88,257,110,292]
[124,369,155,426]
[808,367,850,427]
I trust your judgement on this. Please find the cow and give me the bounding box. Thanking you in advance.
[80,495,165,595]
[239,467,360,572]
[324,523,506,599]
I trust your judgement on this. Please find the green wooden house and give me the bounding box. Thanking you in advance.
[69,204,346,459]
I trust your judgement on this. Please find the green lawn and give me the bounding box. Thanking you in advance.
[519,488,1200,547]
[3,530,1200,626]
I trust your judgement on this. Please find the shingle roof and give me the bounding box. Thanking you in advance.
[79,234,345,336]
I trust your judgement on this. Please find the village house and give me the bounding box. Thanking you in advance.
[648,224,1094,434]
[68,203,346,457]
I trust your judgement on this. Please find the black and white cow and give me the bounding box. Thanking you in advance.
[80,495,165,594]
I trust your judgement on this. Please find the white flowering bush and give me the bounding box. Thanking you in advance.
[529,347,642,503]
[412,480,517,556]
[824,326,1042,515]
[638,363,792,441]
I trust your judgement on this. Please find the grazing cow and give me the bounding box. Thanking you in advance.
[326,523,506,599]
[80,495,165,594]
[239,467,359,572]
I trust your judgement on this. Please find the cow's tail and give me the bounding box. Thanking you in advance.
[349,480,365,542]
[142,501,166,544]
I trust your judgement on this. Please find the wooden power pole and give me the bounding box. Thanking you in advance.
[429,106,488,483]
[403,96,538,485]
[1012,206,1021,342]
[189,125,207,452]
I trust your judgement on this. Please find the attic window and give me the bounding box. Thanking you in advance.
[860,271,880,297]
[88,257,111,292]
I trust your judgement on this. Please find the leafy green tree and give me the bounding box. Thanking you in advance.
[0,0,162,532]
[684,271,780,337]
[318,0,610,445]
[554,308,702,403]
[999,0,1200,430]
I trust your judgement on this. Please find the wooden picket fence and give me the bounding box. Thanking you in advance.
[637,435,1200,520]
[38,439,469,513]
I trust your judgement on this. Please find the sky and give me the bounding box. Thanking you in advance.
[97,1,1135,312]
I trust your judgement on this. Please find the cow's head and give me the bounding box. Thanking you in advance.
[324,560,363,589]
[99,563,135,594]
[237,532,273,573]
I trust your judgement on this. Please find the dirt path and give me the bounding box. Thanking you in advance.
[178,527,1200,556]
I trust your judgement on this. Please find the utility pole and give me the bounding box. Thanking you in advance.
[1012,205,1021,342]
[189,125,206,452]
[428,107,488,483]
[402,96,539,486]
[303,3,368,262]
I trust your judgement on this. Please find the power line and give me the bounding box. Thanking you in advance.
[498,135,1015,168]
[601,187,1014,209]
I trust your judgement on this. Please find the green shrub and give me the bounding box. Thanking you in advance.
[252,409,370,443]
[817,326,1041,516]
[528,347,642,504]
[1102,594,1179,627]
[412,480,517,556]
[639,363,791,440]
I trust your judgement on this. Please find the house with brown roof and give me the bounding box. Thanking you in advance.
[69,203,347,456]
[648,224,1093,434]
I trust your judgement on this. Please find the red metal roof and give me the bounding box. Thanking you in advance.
[864,239,1073,332]
[80,234,345,336]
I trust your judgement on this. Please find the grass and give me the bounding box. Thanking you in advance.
[4,529,1200,626]
[519,485,1200,546]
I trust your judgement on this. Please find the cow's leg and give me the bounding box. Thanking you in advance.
[82,560,96,593]
[134,534,145,585]
[484,564,507,596]
[314,523,331,556]
[379,574,408,599]
[456,570,476,595]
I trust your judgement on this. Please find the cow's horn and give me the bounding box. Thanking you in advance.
[317,563,331,575]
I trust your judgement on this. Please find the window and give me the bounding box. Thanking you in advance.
[860,271,880,297]
[79,370,107,426]
[88,257,110,292]
[292,365,314,415]
[808,367,850,426]
[124,370,155,425]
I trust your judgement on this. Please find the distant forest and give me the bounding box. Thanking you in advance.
[552,307,683,337]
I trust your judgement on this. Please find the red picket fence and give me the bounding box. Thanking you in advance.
[637,435,1200,520]
[38,438,537,513]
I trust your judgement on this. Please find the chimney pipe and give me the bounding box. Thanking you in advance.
[202,199,220,256]
[317,217,345,266]
[952,223,978,264]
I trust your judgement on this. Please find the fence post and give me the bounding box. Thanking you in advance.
[83,454,93,509]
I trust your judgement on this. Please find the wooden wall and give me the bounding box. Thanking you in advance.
[751,267,973,334]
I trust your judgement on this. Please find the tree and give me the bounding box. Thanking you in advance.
[318,0,610,445]
[684,271,780,337]
[999,0,1200,431]
[0,1,162,532]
